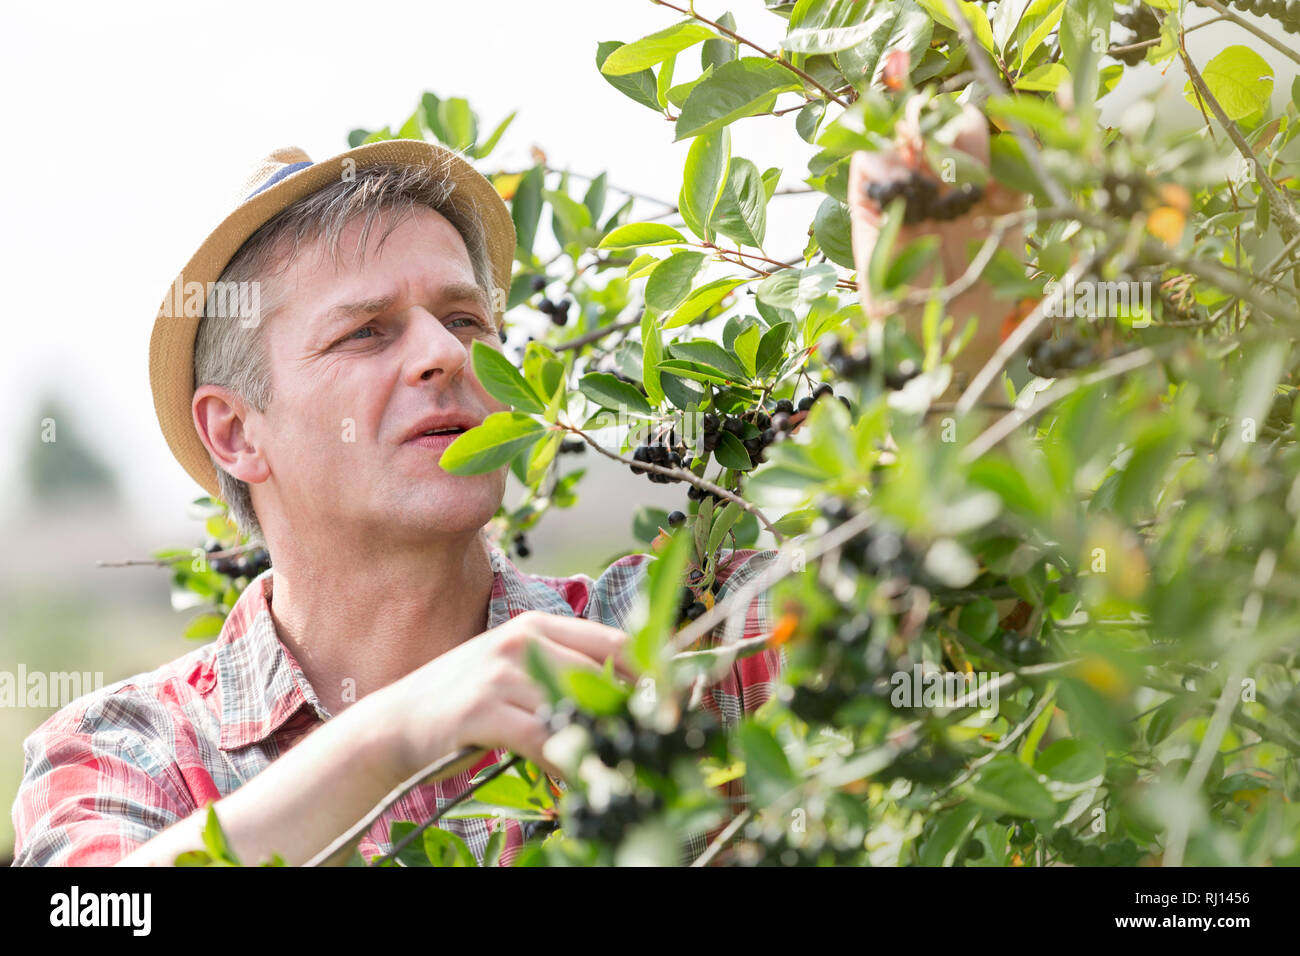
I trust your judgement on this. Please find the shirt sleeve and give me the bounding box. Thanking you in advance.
[10,689,196,866]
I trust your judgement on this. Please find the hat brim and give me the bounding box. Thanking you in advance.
[148,139,517,501]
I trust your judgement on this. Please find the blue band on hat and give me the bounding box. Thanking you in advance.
[246,161,314,200]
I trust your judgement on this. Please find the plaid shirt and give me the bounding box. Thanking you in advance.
[11,546,782,867]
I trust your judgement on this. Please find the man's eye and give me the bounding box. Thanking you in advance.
[347,325,375,341]
[447,315,485,330]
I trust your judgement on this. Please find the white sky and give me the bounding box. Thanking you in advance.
[0,0,1291,540]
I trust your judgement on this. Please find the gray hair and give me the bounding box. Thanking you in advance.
[193,158,497,545]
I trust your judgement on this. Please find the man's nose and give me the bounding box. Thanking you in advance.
[403,307,469,385]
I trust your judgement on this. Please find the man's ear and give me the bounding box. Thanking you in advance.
[193,385,271,485]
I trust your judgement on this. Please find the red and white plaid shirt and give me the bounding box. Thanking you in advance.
[11,546,782,866]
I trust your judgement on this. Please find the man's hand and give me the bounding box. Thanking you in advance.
[383,610,635,782]
[848,95,1025,398]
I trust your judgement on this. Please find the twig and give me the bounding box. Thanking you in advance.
[651,0,850,108]
[305,745,490,866]
[1181,50,1300,242]
[690,808,752,867]
[553,315,642,352]
[371,754,522,867]
[561,423,786,543]
[954,244,1113,417]
[959,345,1163,463]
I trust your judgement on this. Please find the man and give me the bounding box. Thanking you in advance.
[12,109,1013,867]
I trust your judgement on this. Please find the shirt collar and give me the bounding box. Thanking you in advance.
[213,547,574,751]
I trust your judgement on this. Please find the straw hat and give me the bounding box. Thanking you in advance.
[148,140,516,499]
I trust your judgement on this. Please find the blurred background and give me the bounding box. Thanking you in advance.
[2,0,1295,863]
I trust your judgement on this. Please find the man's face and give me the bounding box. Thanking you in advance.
[247,205,510,543]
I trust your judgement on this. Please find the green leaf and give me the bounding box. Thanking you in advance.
[661,372,707,410]
[756,321,794,377]
[473,774,548,812]
[756,263,838,309]
[184,612,226,641]
[596,40,662,112]
[663,277,748,329]
[738,722,796,805]
[474,110,516,160]
[714,431,754,470]
[437,97,476,151]
[1014,0,1066,70]
[706,501,745,555]
[703,11,739,69]
[919,803,982,866]
[631,528,695,671]
[564,669,631,717]
[733,323,761,378]
[1060,0,1113,74]
[511,165,545,258]
[712,157,769,248]
[884,235,939,289]
[674,57,803,141]
[646,251,708,313]
[914,0,995,52]
[679,127,731,242]
[579,372,653,416]
[201,804,241,865]
[812,196,855,269]
[422,827,477,867]
[600,20,717,75]
[483,827,506,867]
[966,755,1058,819]
[957,597,999,643]
[868,197,904,295]
[641,311,666,406]
[599,222,687,250]
[667,340,749,381]
[440,412,546,475]
[1036,739,1105,790]
[471,341,545,414]
[838,0,933,88]
[1183,46,1274,122]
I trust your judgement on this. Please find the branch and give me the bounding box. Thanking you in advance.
[690,808,752,867]
[954,244,1114,417]
[1181,50,1300,242]
[562,423,786,543]
[650,0,851,108]
[553,314,643,352]
[304,745,491,866]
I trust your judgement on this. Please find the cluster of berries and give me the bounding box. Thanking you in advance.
[629,431,689,483]
[531,276,571,326]
[205,542,270,579]
[676,565,724,627]
[862,172,985,224]
[544,698,726,778]
[1048,828,1142,866]
[1098,173,1151,218]
[511,532,531,559]
[1195,0,1300,33]
[1025,333,1097,378]
[540,698,724,846]
[824,340,922,390]
[1111,3,1161,65]
[700,411,775,470]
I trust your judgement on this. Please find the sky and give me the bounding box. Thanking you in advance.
[0,0,1293,540]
